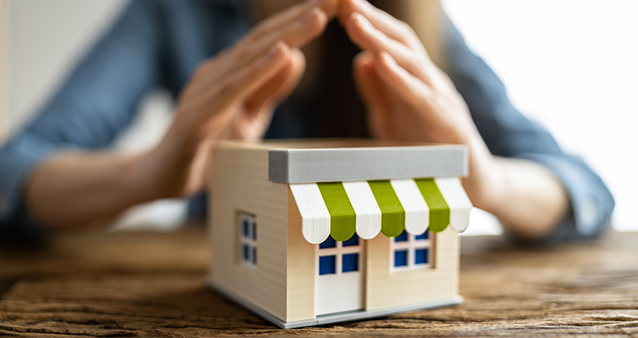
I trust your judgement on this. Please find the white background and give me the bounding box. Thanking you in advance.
[444,0,638,233]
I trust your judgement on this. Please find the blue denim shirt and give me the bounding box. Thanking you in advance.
[0,0,614,243]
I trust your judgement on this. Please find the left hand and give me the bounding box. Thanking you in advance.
[339,0,478,145]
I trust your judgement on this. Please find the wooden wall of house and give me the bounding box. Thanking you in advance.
[207,143,289,321]
[365,227,459,310]
[286,188,316,322]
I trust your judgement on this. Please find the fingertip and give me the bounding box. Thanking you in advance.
[338,0,357,23]
[289,47,307,75]
[290,47,306,61]
[347,12,374,38]
[343,12,361,42]
[312,7,329,32]
[350,12,363,26]
[378,51,396,68]
[319,0,339,19]
[374,51,401,82]
[301,6,328,38]
[354,50,375,69]
[266,40,291,62]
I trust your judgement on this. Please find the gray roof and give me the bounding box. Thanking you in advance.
[267,141,468,184]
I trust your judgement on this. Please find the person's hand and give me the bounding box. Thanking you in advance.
[339,0,478,146]
[337,0,570,241]
[338,0,500,214]
[136,0,338,200]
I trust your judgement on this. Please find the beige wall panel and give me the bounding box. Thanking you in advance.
[365,227,459,310]
[208,144,288,320]
[286,187,316,322]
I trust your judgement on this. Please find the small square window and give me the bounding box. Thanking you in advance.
[415,231,428,240]
[391,231,433,272]
[238,212,257,268]
[319,236,336,249]
[415,248,428,265]
[394,230,408,242]
[342,234,359,247]
[394,250,408,267]
[252,247,257,265]
[252,221,257,241]
[319,255,336,275]
[342,253,359,273]
[243,219,250,237]
[243,244,250,262]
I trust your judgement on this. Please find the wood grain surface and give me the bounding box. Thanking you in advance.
[1,228,637,337]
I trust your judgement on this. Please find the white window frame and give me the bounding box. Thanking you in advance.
[391,232,433,272]
[317,236,361,276]
[238,211,257,269]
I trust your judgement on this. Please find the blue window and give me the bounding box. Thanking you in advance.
[392,230,432,271]
[342,234,359,247]
[252,221,257,241]
[252,247,257,264]
[319,236,336,249]
[342,253,359,272]
[415,248,428,265]
[394,250,408,267]
[318,234,363,276]
[243,244,250,261]
[319,255,336,275]
[243,219,250,237]
[394,230,408,242]
[415,232,428,240]
[239,212,257,268]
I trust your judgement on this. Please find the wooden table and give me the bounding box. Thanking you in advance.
[1,228,637,337]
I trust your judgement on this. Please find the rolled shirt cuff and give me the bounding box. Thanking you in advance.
[514,152,615,242]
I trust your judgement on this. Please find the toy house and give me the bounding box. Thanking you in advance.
[206,139,472,328]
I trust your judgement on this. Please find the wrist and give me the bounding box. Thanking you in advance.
[124,151,166,203]
[462,130,506,213]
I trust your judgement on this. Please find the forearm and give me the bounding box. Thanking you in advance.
[24,151,153,230]
[465,133,569,240]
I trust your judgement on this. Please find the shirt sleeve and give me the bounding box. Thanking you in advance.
[0,0,164,235]
[441,15,615,243]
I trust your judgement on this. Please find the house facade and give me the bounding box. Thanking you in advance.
[207,140,472,328]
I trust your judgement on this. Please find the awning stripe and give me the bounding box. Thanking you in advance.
[435,177,472,232]
[367,180,405,237]
[414,178,450,233]
[342,181,382,239]
[291,177,471,244]
[289,183,331,244]
[316,182,356,241]
[391,179,429,236]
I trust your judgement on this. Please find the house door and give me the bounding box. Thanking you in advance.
[316,234,363,316]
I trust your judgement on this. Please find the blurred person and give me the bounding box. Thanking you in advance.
[0,0,614,243]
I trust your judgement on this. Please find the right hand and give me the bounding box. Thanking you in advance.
[135,0,337,200]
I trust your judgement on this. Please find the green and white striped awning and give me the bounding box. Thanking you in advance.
[290,177,472,244]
